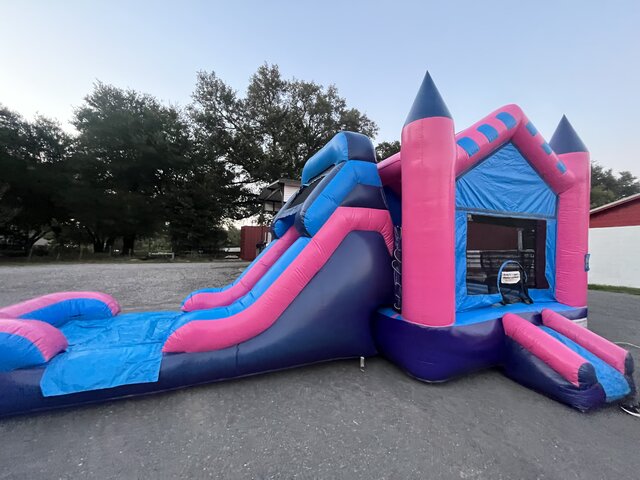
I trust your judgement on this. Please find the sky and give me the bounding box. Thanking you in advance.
[1,0,639,174]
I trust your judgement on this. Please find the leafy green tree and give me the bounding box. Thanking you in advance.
[189,64,378,217]
[375,140,400,161]
[0,184,16,226]
[164,166,240,252]
[164,96,254,252]
[69,82,191,254]
[225,226,240,247]
[0,106,70,253]
[2,66,380,256]
[591,163,640,208]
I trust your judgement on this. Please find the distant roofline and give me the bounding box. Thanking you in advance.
[590,192,640,215]
[265,178,301,189]
[280,178,301,186]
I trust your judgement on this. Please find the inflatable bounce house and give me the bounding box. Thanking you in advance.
[0,72,635,417]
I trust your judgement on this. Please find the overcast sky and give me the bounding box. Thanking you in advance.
[1,0,638,174]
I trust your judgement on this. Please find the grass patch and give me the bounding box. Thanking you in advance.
[589,284,640,296]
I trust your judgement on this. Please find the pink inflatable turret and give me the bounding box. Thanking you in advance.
[400,72,456,327]
[550,116,591,308]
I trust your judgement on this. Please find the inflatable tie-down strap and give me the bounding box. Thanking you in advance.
[0,292,121,372]
[502,311,634,411]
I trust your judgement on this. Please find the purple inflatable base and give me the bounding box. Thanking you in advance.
[371,306,630,411]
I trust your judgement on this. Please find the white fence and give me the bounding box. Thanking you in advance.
[588,225,640,288]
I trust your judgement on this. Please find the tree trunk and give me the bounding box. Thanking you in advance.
[25,230,44,258]
[84,227,102,253]
[122,235,135,256]
[93,240,105,253]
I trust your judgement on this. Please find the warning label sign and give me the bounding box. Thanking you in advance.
[501,271,521,285]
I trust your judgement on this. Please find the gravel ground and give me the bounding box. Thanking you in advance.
[0,261,245,312]
[0,263,638,479]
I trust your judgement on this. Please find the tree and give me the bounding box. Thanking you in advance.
[189,64,378,218]
[591,163,640,208]
[225,225,240,247]
[164,165,241,252]
[0,106,70,253]
[69,83,191,254]
[375,141,400,161]
[0,184,16,227]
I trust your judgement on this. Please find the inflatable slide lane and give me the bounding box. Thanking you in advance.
[180,225,300,311]
[0,132,394,417]
[503,310,634,411]
[181,130,391,313]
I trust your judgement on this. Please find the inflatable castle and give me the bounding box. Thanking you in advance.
[0,72,634,416]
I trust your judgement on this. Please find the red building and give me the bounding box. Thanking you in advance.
[589,193,640,288]
[239,226,271,261]
[590,193,640,228]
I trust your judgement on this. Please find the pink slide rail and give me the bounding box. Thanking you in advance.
[541,309,630,374]
[503,313,589,386]
[164,207,394,353]
[182,226,300,311]
[0,319,68,361]
[0,291,120,319]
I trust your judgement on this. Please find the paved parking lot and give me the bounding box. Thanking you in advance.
[0,263,638,479]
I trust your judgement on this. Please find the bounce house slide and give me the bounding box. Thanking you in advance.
[503,310,633,411]
[0,132,394,417]
[181,225,300,311]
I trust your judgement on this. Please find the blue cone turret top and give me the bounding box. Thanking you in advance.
[549,115,588,154]
[404,71,452,126]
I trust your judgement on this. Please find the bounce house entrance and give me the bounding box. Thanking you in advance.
[465,214,548,297]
